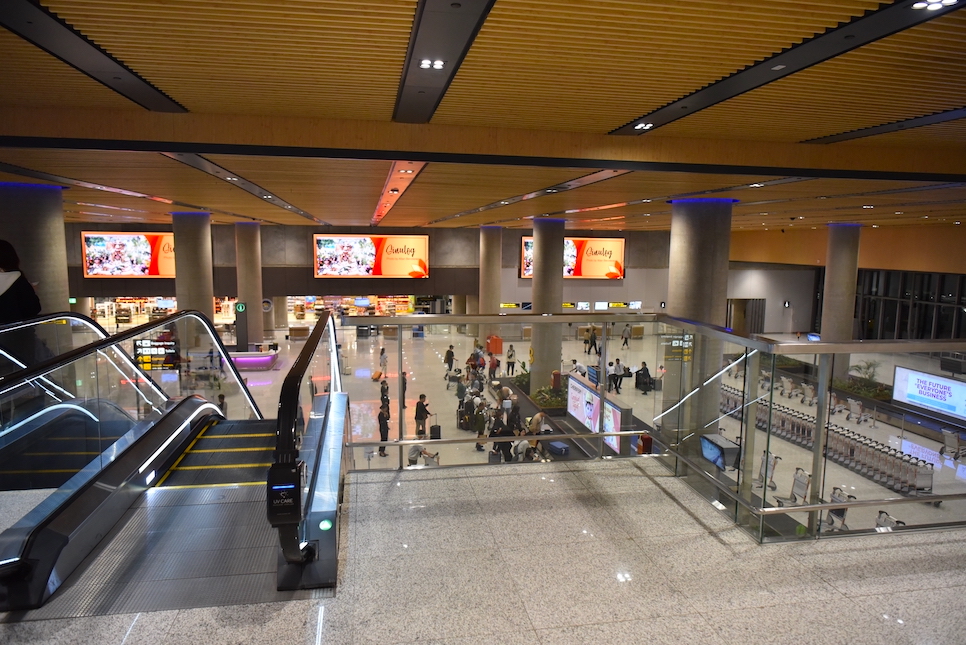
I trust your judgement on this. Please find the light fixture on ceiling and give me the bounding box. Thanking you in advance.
[749,183,764,188]
[226,177,238,181]
[895,211,903,214]
[771,64,787,71]
[500,201,509,205]
[633,123,654,130]
[389,188,400,194]
[798,216,804,220]
[399,169,414,174]
[956,221,961,225]
[783,300,790,308]
[872,224,880,228]
[862,205,874,209]
[913,0,957,8]
[421,59,444,69]
[263,195,272,199]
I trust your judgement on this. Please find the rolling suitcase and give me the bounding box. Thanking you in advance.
[488,451,503,464]
[430,413,441,440]
[548,441,569,456]
[371,370,382,382]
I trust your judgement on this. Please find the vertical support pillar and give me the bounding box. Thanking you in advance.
[0,183,69,314]
[478,226,502,345]
[466,294,479,340]
[531,218,564,390]
[808,353,833,536]
[235,222,264,347]
[172,212,215,321]
[821,224,860,379]
[666,199,735,473]
[273,296,288,329]
[70,297,94,319]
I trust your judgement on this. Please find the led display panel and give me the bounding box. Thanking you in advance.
[893,366,966,422]
[567,375,621,452]
[82,232,175,278]
[521,237,625,279]
[314,235,429,278]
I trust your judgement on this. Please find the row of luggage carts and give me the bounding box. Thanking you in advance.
[720,385,937,501]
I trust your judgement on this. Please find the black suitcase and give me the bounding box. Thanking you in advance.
[430,424,441,440]
[488,451,503,464]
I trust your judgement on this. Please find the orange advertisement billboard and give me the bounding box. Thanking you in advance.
[82,232,176,278]
[314,235,429,278]
[521,237,624,279]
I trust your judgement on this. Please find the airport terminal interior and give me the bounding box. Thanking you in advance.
[2,0,966,643]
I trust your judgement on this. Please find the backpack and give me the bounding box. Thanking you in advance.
[496,359,501,368]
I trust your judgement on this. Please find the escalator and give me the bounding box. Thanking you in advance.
[0,309,342,613]
[0,313,108,378]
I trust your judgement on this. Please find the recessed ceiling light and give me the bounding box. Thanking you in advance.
[263,195,272,199]
[923,215,929,219]
[956,221,961,225]
[942,0,958,5]
[895,211,903,214]
[399,169,414,174]
[798,216,804,220]
[389,188,400,194]
[226,177,238,181]
[927,1,943,8]
[913,1,929,6]
[419,59,431,68]
[433,60,444,69]
[500,201,509,205]
[643,199,651,203]
[862,205,874,209]
[633,123,654,130]
[771,64,786,71]
[750,183,764,188]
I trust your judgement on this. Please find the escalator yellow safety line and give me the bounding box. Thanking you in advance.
[158,481,266,490]
[171,463,273,471]
[196,433,275,439]
[154,417,218,487]
[189,447,271,453]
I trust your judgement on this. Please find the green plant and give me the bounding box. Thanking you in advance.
[849,359,880,382]
[832,377,892,402]
[531,385,567,409]
[511,370,530,393]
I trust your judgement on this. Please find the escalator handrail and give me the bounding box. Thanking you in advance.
[0,312,109,340]
[0,311,261,419]
[274,311,330,462]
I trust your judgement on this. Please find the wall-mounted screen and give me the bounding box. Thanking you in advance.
[520,237,624,279]
[700,436,726,469]
[893,366,966,422]
[629,301,642,309]
[576,301,590,311]
[314,235,429,278]
[594,301,608,311]
[82,232,175,278]
[567,375,621,453]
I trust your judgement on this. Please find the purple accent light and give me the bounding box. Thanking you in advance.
[231,353,278,370]
[170,211,211,216]
[0,182,65,190]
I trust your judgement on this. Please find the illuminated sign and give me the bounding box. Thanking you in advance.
[567,375,621,452]
[608,302,628,308]
[500,303,520,309]
[562,302,575,308]
[576,302,590,311]
[893,367,966,422]
[629,301,642,309]
[521,237,625,279]
[314,235,429,278]
[82,232,175,278]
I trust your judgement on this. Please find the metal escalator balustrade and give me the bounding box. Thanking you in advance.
[0,313,108,379]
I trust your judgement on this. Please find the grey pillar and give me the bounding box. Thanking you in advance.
[235,222,264,346]
[172,212,215,321]
[0,184,69,314]
[479,226,502,345]
[666,199,734,471]
[451,294,467,315]
[466,294,479,339]
[531,219,564,390]
[273,296,288,329]
[821,224,860,379]
[70,297,94,318]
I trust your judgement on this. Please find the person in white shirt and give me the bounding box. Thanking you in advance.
[570,359,587,376]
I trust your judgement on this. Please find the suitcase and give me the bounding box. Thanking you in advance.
[548,441,569,456]
[636,434,653,455]
[653,379,662,391]
[488,451,503,464]
[430,424,441,440]
[371,370,382,382]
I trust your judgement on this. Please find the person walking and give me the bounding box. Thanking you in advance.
[613,358,624,394]
[588,327,599,356]
[414,393,430,434]
[506,344,516,376]
[378,347,388,374]
[621,324,631,348]
[582,328,590,353]
[444,345,455,373]
[377,403,390,457]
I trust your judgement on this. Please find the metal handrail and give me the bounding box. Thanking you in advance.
[274,311,330,464]
[0,311,108,338]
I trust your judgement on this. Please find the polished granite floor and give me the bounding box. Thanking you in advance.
[4,457,966,644]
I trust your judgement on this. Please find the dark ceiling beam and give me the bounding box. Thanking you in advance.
[803,106,966,144]
[0,0,186,112]
[393,0,496,123]
[158,153,327,224]
[610,0,963,136]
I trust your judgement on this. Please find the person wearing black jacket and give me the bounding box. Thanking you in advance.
[377,404,390,457]
[636,361,652,395]
[489,409,514,463]
[0,240,41,325]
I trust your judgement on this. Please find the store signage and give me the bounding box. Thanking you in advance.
[567,375,621,452]
[659,333,693,363]
[562,302,575,308]
[893,367,966,422]
[520,236,625,279]
[608,302,628,308]
[235,302,247,313]
[82,232,176,278]
[500,303,519,308]
[314,235,429,278]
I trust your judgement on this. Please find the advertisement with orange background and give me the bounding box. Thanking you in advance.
[521,236,624,279]
[314,235,429,278]
[82,232,176,278]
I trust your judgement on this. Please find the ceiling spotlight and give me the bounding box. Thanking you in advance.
[872,224,880,228]
[942,0,958,4]
[500,201,509,205]
[749,183,764,188]
[927,1,943,8]
[862,205,874,209]
[389,188,400,194]
[399,169,414,174]
[433,60,444,69]
[798,216,804,219]
[956,221,961,225]
[634,123,654,130]
[263,195,272,199]
[643,199,651,203]
[895,211,903,214]
[912,1,928,6]
[226,177,238,181]
[771,64,786,71]
[419,59,431,68]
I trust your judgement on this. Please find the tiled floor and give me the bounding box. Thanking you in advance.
[6,458,966,644]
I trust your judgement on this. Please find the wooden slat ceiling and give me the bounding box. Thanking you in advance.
[383,163,591,227]
[0,27,136,111]
[0,148,309,224]
[204,154,391,226]
[431,0,883,133]
[838,117,966,148]
[655,11,966,143]
[42,0,417,119]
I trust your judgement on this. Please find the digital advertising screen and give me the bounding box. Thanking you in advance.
[567,375,621,452]
[82,232,175,278]
[314,235,429,278]
[700,436,726,470]
[893,366,966,422]
[520,237,625,279]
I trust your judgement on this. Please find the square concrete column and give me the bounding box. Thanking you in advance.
[821,223,861,379]
[531,218,564,389]
[0,183,69,314]
[235,222,265,345]
[479,226,502,343]
[172,212,215,321]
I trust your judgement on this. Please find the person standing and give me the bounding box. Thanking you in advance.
[606,361,617,393]
[489,409,514,463]
[378,346,388,374]
[621,324,631,348]
[377,403,390,457]
[414,393,430,434]
[0,240,41,324]
[613,358,624,394]
[380,379,390,410]
[636,361,652,395]
[217,393,228,416]
[588,327,599,356]
[473,398,488,451]
[487,352,498,381]
[444,345,455,373]
[505,344,516,376]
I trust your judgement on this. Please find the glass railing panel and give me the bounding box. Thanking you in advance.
[0,314,107,378]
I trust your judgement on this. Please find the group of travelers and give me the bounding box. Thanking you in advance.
[571,356,665,396]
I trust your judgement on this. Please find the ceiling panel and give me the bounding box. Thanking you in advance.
[653,11,966,143]
[432,0,882,133]
[837,117,966,147]
[0,27,139,111]
[0,148,308,223]
[205,154,392,226]
[386,163,592,227]
[43,0,418,120]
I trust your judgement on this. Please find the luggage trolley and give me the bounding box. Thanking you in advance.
[776,468,811,507]
[753,450,781,491]
[846,398,872,424]
[779,376,802,400]
[939,429,965,461]
[875,511,906,530]
[800,383,817,407]
[824,487,856,531]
